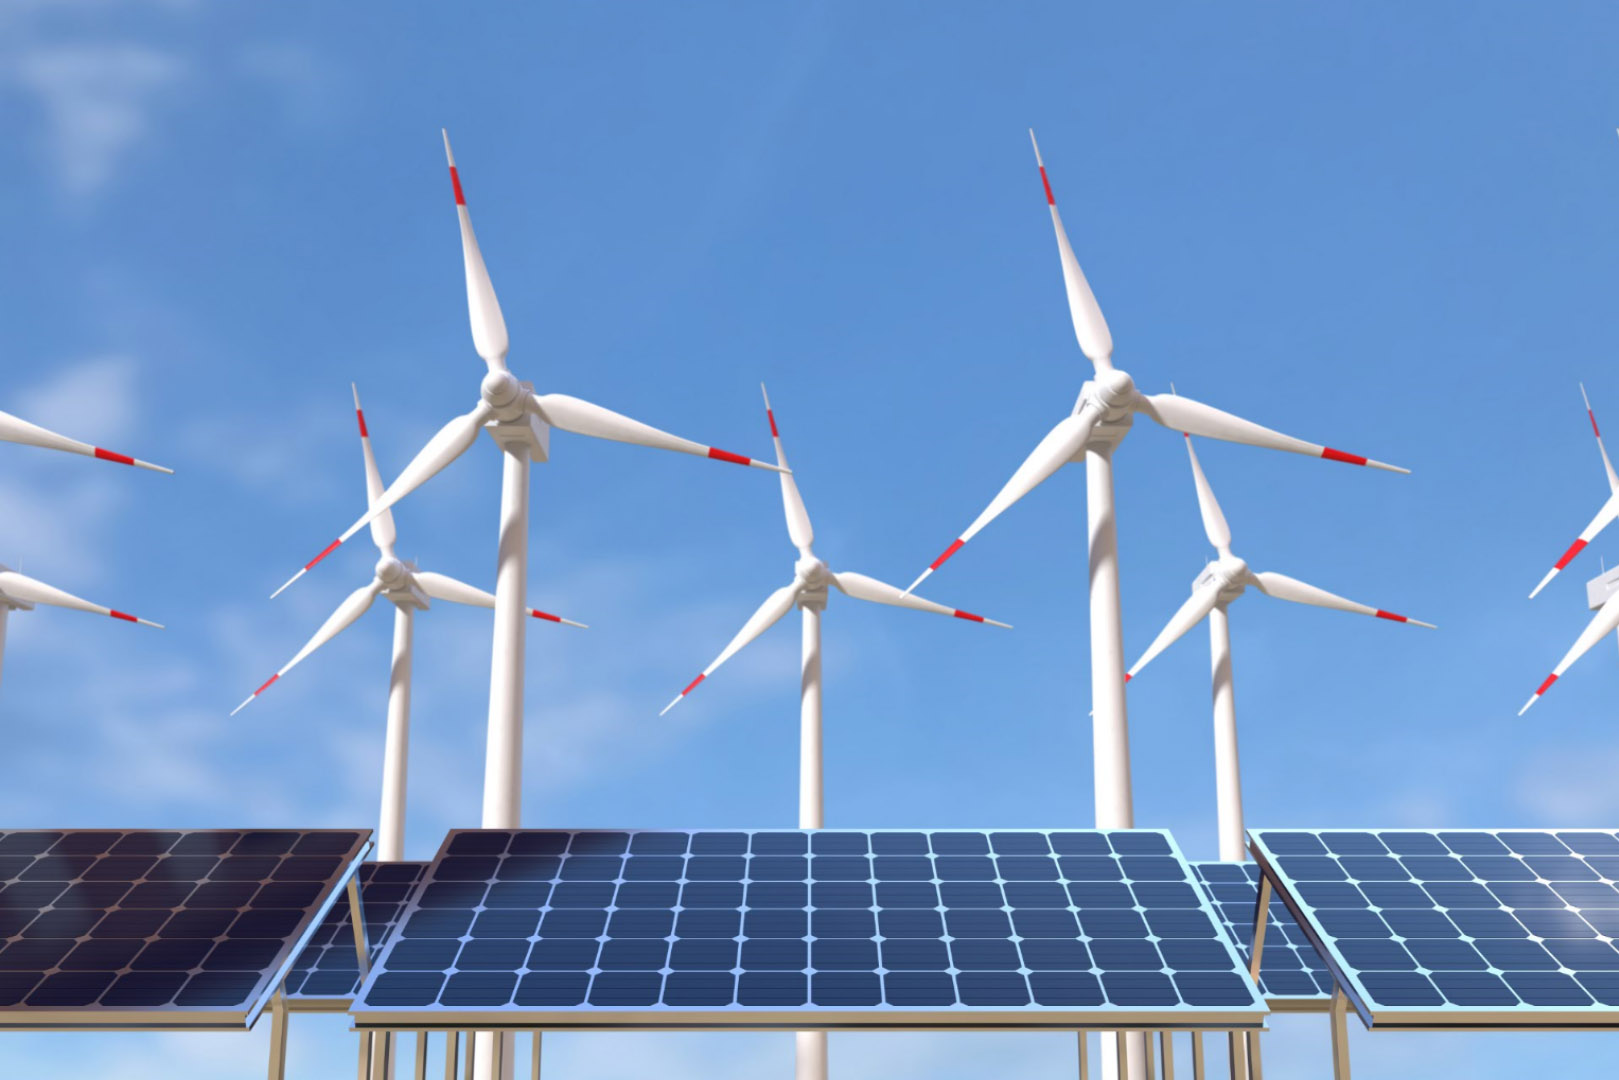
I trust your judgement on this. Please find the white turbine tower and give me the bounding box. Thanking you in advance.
[1520,387,1619,714]
[235,386,583,860]
[903,132,1407,1080]
[274,135,779,1080]
[1126,435,1433,860]
[661,386,1007,1080]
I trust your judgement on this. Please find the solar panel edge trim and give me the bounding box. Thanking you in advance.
[0,828,372,1031]
[1250,829,1619,1030]
[350,828,1268,1031]
[251,842,372,1025]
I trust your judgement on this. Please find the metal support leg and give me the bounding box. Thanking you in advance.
[414,1032,429,1080]
[444,1032,460,1080]
[369,1032,395,1080]
[1190,1032,1205,1080]
[359,1030,374,1080]
[1144,1031,1155,1077]
[1330,987,1353,1080]
[1245,1032,1262,1080]
[464,1030,476,1080]
[1159,1032,1174,1080]
[1079,1031,1089,1080]
[1247,875,1271,983]
[530,1033,542,1080]
[265,992,289,1080]
[1226,1034,1246,1080]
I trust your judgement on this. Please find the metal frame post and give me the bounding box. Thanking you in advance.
[444,1032,461,1080]
[265,992,289,1080]
[530,1033,542,1080]
[1079,1031,1090,1080]
[1159,1032,1174,1080]
[1330,987,1353,1080]
[1190,1032,1205,1080]
[414,1031,429,1080]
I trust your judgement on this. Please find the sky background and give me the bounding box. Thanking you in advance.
[4,1,1619,1076]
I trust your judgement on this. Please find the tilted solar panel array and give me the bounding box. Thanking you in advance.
[1251,829,1619,1028]
[283,861,426,1007]
[1191,861,1332,1008]
[351,829,1266,1030]
[0,829,368,1028]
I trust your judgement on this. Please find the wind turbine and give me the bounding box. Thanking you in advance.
[903,132,1406,1080]
[1,404,171,473]
[1125,435,1433,861]
[661,386,1007,1080]
[0,566,162,693]
[234,386,583,862]
[1527,385,1619,600]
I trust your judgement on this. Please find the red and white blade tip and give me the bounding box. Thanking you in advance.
[93,447,172,474]
[351,383,370,437]
[760,383,779,437]
[905,537,966,594]
[706,446,787,474]
[952,609,1011,629]
[110,609,162,629]
[659,673,706,716]
[1582,382,1599,434]
[1318,447,1408,474]
[531,608,587,629]
[1374,610,1436,629]
[1519,673,1558,716]
[230,673,280,717]
[271,538,343,598]
[1529,539,1587,599]
[1028,129,1055,205]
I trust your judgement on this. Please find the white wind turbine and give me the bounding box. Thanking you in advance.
[1125,435,1433,861]
[661,386,1007,1080]
[903,132,1406,1080]
[1519,386,1619,715]
[0,396,170,693]
[235,386,583,862]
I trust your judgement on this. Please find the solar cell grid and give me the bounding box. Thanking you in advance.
[1191,861,1332,1009]
[1251,829,1619,1028]
[351,829,1266,1031]
[0,829,368,1029]
[283,861,426,1008]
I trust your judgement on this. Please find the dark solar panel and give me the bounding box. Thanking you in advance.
[1191,861,1331,1009]
[351,829,1266,1031]
[0,828,369,1029]
[284,861,426,1009]
[1252,829,1619,1028]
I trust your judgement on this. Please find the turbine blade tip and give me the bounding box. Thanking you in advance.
[986,618,1013,629]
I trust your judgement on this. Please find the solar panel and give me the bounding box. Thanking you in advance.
[1191,861,1332,1010]
[284,861,427,1010]
[0,828,369,1029]
[350,829,1266,1031]
[1251,829,1619,1028]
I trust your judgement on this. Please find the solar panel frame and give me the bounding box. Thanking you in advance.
[1190,861,1332,1012]
[350,829,1268,1032]
[284,861,428,1012]
[0,828,370,1031]
[1250,829,1619,1030]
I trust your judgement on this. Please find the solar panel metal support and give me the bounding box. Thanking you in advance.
[266,992,289,1080]
[414,1031,429,1080]
[530,1032,542,1080]
[1159,1031,1174,1080]
[463,1027,475,1079]
[347,872,373,976]
[1190,1031,1205,1080]
[358,1028,373,1080]
[1226,1033,1246,1080]
[368,1031,395,1080]
[1246,875,1271,983]
[1244,1032,1262,1080]
[443,1032,460,1080]
[1144,1028,1156,1076]
[1329,987,1352,1080]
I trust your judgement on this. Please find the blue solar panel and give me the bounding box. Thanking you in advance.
[1191,861,1331,1009]
[350,829,1266,1031]
[283,861,426,1008]
[1251,829,1619,1028]
[0,829,369,1029]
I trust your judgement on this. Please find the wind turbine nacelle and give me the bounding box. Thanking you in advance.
[1586,564,1619,612]
[0,565,35,612]
[485,391,550,462]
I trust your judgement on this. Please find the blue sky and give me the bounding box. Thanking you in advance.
[5,1,1619,1075]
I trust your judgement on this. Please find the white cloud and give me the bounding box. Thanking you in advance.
[9,43,185,199]
[15,353,140,444]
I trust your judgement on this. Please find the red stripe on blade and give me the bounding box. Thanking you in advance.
[109,610,137,623]
[356,409,368,438]
[707,448,750,466]
[449,167,465,205]
[1039,166,1055,206]
[1535,673,1558,696]
[1374,610,1408,623]
[767,410,779,438]
[94,448,135,466]
[1321,447,1368,466]
[953,610,985,623]
[1124,673,1132,684]
[1591,410,1602,439]
[1555,538,1588,570]
[529,609,561,623]
[681,673,706,696]
[305,539,341,571]
[930,539,965,571]
[254,673,280,696]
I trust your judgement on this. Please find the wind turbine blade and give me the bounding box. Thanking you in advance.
[1519,589,1619,714]
[415,570,586,627]
[352,385,397,554]
[761,385,813,551]
[906,409,1097,594]
[1184,436,1231,554]
[231,581,382,715]
[1250,570,1435,628]
[1527,494,1619,599]
[1581,383,1619,493]
[532,394,785,473]
[442,131,509,371]
[1136,392,1408,473]
[0,570,162,627]
[272,401,493,598]
[0,408,172,474]
[832,570,1010,627]
[1029,131,1113,371]
[660,583,798,715]
[1126,581,1222,681]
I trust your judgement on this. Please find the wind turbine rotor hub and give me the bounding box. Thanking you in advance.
[1092,367,1136,411]
[480,369,523,409]
[1195,555,1250,603]
[795,556,830,588]
[375,556,409,585]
